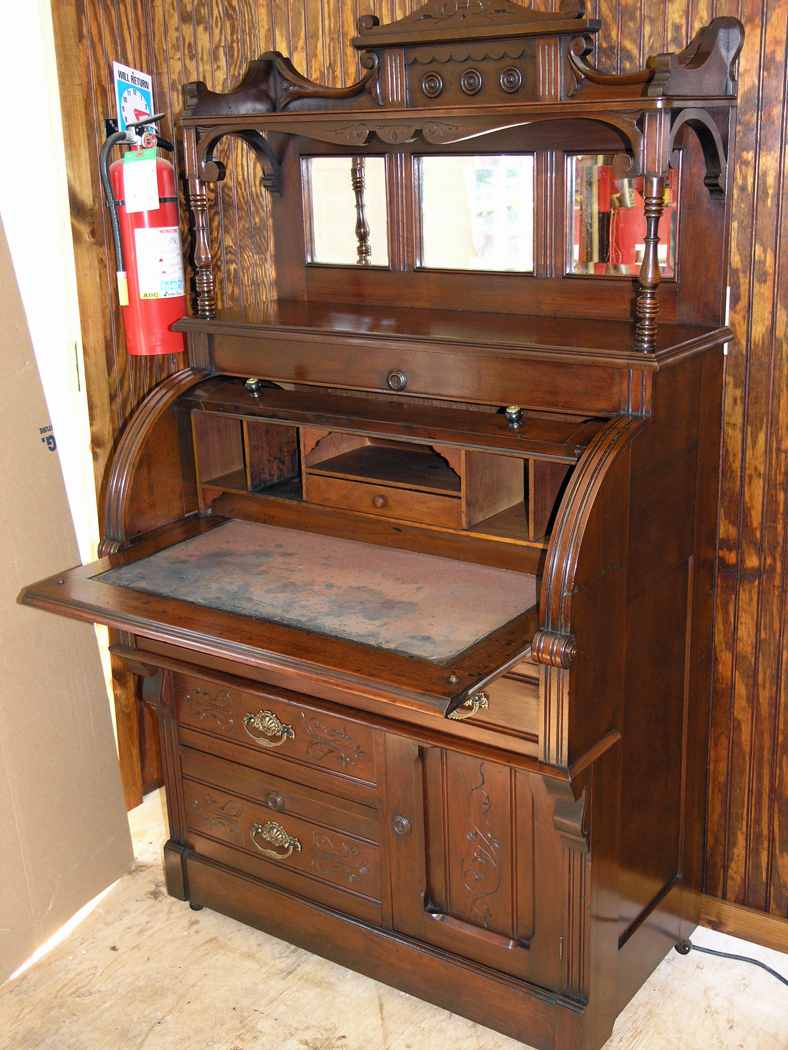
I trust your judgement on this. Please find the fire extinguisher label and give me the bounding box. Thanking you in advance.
[123,148,159,213]
[134,226,185,299]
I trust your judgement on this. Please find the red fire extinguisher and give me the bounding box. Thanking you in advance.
[99,115,187,356]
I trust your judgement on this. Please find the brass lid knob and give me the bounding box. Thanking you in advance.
[504,405,524,429]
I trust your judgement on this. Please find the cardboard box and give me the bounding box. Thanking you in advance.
[0,217,133,984]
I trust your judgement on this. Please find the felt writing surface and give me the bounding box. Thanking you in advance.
[100,519,538,662]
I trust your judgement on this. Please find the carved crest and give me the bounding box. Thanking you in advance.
[352,0,598,49]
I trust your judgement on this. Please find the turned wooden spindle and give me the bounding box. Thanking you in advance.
[351,156,372,265]
[187,177,216,319]
[635,174,666,351]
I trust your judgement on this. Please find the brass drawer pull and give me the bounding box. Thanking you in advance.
[447,692,489,721]
[243,709,295,747]
[250,820,302,860]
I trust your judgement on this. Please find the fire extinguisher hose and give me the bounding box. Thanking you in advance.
[99,130,130,305]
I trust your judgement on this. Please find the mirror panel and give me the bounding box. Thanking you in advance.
[303,156,389,266]
[567,155,679,277]
[418,155,534,272]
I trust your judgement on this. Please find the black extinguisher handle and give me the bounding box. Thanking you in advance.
[99,130,131,276]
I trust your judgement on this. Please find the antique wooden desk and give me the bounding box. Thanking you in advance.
[23,5,742,1048]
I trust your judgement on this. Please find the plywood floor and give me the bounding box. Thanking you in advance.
[1,789,787,1050]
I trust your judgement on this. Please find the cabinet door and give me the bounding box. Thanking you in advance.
[384,735,544,982]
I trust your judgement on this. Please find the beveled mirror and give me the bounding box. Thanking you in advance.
[302,156,389,266]
[417,154,535,272]
[567,155,679,277]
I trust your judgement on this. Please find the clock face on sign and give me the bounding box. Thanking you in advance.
[120,88,150,127]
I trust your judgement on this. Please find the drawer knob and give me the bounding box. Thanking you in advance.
[250,820,301,860]
[386,369,407,391]
[371,494,387,509]
[392,814,412,837]
[265,791,284,812]
[447,692,490,721]
[243,709,295,748]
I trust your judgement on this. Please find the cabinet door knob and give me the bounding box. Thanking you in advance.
[372,494,387,509]
[387,369,407,391]
[392,814,411,836]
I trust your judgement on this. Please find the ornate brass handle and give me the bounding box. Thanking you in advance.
[243,709,295,748]
[447,692,489,721]
[250,821,302,860]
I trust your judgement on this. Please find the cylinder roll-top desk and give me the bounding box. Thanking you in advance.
[23,5,742,1048]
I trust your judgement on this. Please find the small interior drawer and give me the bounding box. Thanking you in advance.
[304,473,462,527]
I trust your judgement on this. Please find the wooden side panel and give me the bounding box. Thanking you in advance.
[707,0,788,923]
[618,561,690,939]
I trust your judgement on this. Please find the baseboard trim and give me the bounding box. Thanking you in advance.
[700,895,788,954]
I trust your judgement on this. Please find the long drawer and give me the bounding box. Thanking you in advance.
[181,747,383,925]
[173,671,377,798]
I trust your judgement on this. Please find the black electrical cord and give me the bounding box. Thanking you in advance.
[675,939,788,988]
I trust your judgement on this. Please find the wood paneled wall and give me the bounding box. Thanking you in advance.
[51,0,788,923]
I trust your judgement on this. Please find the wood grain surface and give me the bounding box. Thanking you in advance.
[49,0,788,928]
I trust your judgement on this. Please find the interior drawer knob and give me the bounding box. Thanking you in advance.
[504,405,524,429]
[372,494,387,509]
[386,369,407,391]
[250,820,301,860]
[243,709,295,747]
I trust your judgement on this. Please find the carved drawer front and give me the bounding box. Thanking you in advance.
[173,672,377,790]
[181,748,382,925]
[305,474,462,528]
